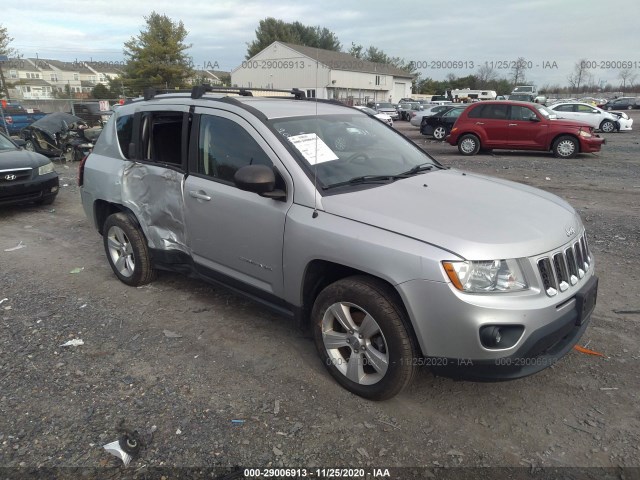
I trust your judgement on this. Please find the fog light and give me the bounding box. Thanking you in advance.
[51,186,58,193]
[480,325,524,349]
[480,326,502,348]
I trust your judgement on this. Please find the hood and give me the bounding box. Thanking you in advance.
[321,169,580,260]
[0,148,51,170]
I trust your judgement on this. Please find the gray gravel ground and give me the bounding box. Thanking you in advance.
[1,111,639,479]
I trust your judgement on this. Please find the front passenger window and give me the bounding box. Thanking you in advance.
[198,115,274,183]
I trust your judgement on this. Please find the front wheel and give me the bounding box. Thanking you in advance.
[599,120,615,133]
[432,125,448,140]
[458,134,481,155]
[103,213,156,286]
[552,135,578,159]
[312,276,417,400]
[25,140,35,152]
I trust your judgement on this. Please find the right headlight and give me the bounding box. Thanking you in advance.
[442,259,528,293]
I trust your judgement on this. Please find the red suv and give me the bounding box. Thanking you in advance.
[446,101,605,158]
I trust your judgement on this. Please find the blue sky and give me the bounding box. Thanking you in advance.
[4,0,640,87]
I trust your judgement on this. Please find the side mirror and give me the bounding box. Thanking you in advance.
[234,164,286,200]
[529,116,541,122]
[13,138,26,147]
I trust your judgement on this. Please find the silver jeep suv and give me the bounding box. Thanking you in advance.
[80,86,598,400]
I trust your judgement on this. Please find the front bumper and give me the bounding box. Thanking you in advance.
[0,172,59,206]
[397,246,597,381]
[429,276,597,380]
[579,135,605,153]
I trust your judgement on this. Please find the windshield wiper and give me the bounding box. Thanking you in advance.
[322,163,441,190]
[399,162,437,176]
[322,175,398,190]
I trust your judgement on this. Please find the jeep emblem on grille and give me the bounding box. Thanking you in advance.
[565,225,576,237]
[4,174,17,181]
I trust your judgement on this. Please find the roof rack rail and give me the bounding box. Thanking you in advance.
[139,85,309,101]
[190,85,307,100]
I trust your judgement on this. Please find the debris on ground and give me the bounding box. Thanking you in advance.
[4,241,26,252]
[573,345,605,357]
[60,339,84,347]
[0,298,8,305]
[163,329,182,338]
[69,267,84,274]
[103,421,144,467]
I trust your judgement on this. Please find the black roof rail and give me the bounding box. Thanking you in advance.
[190,85,307,100]
[138,85,309,102]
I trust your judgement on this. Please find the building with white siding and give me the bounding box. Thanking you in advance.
[231,42,413,104]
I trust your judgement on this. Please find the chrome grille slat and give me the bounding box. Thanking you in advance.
[538,233,591,297]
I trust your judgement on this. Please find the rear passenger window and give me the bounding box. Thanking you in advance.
[467,105,486,118]
[116,114,133,159]
[140,112,184,166]
[198,115,273,184]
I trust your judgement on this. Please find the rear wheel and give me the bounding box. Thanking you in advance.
[458,134,481,155]
[312,276,417,400]
[25,140,35,152]
[433,125,448,140]
[552,135,578,159]
[599,120,615,133]
[103,213,156,286]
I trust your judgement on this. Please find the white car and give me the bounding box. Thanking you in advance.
[548,102,633,132]
[409,104,454,127]
[354,106,393,126]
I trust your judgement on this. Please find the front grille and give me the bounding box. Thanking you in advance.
[0,168,33,183]
[537,233,591,297]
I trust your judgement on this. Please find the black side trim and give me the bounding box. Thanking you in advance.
[149,248,295,320]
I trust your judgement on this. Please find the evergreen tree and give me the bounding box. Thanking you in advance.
[120,12,194,94]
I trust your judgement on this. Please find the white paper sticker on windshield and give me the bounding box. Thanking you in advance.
[287,133,339,165]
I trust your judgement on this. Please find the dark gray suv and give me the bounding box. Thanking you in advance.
[80,87,598,400]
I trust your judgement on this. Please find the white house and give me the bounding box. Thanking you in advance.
[231,42,413,104]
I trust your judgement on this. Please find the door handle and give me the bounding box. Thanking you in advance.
[508,123,518,126]
[189,190,211,201]
[475,122,485,125]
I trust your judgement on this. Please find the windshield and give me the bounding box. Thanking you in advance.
[513,86,534,93]
[376,103,394,108]
[0,134,18,151]
[534,104,557,119]
[271,113,439,189]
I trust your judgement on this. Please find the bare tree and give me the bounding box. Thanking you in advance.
[618,68,638,91]
[510,57,528,86]
[0,23,20,100]
[567,59,591,93]
[475,63,497,86]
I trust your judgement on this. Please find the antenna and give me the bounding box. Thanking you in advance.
[312,49,319,219]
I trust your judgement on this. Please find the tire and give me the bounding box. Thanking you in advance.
[312,276,417,400]
[103,212,156,286]
[457,134,481,156]
[599,120,615,133]
[25,140,35,152]
[432,125,448,140]
[627,105,633,110]
[552,135,579,159]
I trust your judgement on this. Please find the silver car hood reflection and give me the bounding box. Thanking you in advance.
[321,169,580,260]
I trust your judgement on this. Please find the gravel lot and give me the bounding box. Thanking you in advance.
[1,111,639,478]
